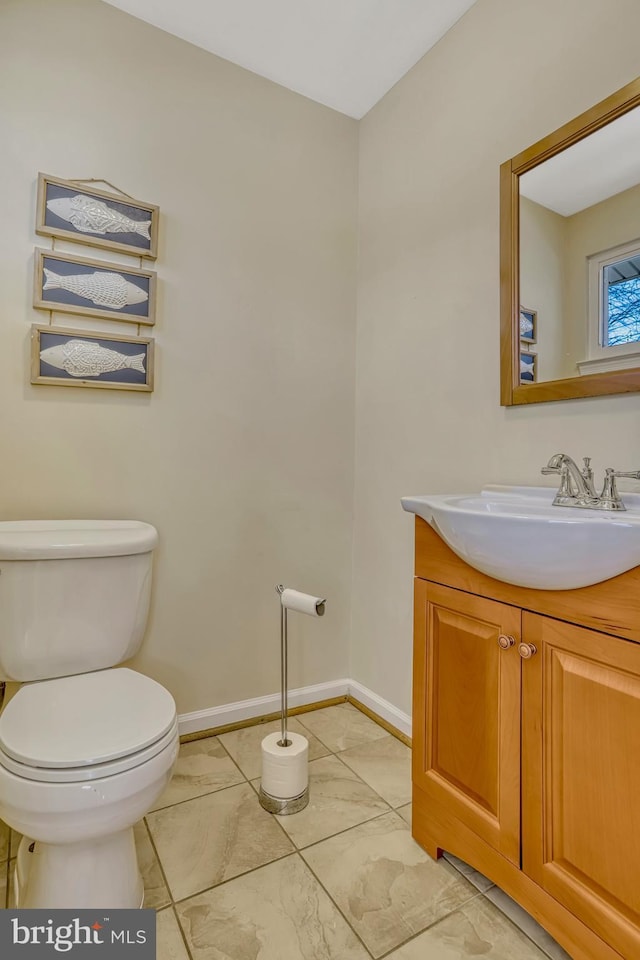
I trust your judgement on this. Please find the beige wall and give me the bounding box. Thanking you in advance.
[565,180,640,366]
[4,0,640,725]
[519,197,567,381]
[0,0,358,714]
[353,0,640,715]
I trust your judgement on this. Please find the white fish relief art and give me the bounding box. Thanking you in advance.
[40,339,146,379]
[43,267,148,310]
[520,312,534,337]
[520,357,534,376]
[47,194,151,240]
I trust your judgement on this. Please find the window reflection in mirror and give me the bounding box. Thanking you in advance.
[597,246,640,345]
[519,104,640,383]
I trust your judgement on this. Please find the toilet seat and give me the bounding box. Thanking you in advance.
[0,720,178,783]
[0,667,177,784]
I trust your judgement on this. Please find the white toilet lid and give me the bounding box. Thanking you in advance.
[0,668,177,769]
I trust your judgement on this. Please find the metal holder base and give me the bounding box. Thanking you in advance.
[258,786,309,816]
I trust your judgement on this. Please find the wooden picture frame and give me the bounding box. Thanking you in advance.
[31,325,154,392]
[519,307,537,344]
[36,173,159,260]
[500,76,640,405]
[33,249,156,326]
[520,350,537,384]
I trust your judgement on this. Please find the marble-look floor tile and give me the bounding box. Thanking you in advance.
[297,703,389,752]
[302,811,476,958]
[7,860,15,908]
[151,737,244,811]
[177,853,370,960]
[134,821,171,910]
[387,810,494,896]
[443,851,494,893]
[271,755,389,848]
[0,819,8,863]
[385,896,551,959]
[218,718,330,780]
[338,735,411,808]
[485,887,572,960]
[157,908,191,960]
[10,829,22,859]
[147,782,294,901]
[0,860,7,909]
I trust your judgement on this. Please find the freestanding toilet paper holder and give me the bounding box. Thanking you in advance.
[258,584,326,815]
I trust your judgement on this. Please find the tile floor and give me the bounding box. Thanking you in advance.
[0,702,572,960]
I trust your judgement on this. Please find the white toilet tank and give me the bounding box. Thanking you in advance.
[0,520,158,682]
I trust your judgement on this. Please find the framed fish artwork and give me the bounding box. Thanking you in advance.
[33,249,156,326]
[31,325,154,392]
[519,306,537,344]
[520,350,537,384]
[36,173,159,260]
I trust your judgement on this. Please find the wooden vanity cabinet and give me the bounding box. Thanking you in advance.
[413,581,521,865]
[412,519,640,960]
[522,614,640,958]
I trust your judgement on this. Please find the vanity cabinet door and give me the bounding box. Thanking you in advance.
[522,613,640,960]
[413,580,521,865]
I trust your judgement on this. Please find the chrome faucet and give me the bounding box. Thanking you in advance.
[542,454,640,510]
[541,454,597,504]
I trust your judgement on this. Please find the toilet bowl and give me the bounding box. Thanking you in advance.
[0,520,178,908]
[0,668,179,908]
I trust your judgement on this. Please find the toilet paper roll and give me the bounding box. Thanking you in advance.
[261,732,309,799]
[281,588,326,617]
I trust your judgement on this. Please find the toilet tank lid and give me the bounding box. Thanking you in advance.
[0,520,158,560]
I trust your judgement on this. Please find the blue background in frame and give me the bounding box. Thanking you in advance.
[39,331,149,385]
[520,352,535,383]
[44,183,152,252]
[520,309,536,342]
[40,255,151,318]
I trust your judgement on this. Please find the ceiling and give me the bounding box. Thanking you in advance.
[102,0,477,118]
[520,105,640,217]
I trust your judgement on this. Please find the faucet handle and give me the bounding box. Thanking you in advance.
[543,462,573,498]
[599,468,640,510]
[609,470,640,480]
[541,459,571,497]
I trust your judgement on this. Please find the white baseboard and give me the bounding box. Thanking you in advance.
[178,677,411,739]
[177,679,349,736]
[347,679,412,738]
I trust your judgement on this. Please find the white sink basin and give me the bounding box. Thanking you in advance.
[401,485,640,590]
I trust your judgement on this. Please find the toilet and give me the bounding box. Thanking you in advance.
[0,519,179,908]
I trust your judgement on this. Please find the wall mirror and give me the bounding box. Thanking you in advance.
[500,77,640,404]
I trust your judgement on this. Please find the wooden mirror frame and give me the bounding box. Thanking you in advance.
[500,77,640,405]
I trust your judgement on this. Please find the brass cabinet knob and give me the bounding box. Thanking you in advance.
[497,634,515,649]
[518,642,537,660]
